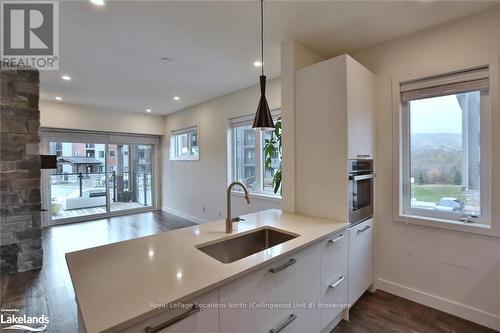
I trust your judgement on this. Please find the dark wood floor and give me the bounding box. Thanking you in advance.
[1,211,497,333]
[0,211,196,332]
[334,290,498,333]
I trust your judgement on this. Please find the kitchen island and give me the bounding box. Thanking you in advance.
[66,209,348,333]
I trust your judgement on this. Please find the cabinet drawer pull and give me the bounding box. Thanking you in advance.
[328,233,344,244]
[269,313,297,333]
[269,258,297,273]
[328,275,345,289]
[144,304,200,333]
[357,225,371,233]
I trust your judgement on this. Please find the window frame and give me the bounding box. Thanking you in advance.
[170,126,199,161]
[228,110,281,198]
[392,59,499,236]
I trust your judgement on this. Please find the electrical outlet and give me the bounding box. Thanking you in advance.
[202,206,206,213]
[218,210,222,217]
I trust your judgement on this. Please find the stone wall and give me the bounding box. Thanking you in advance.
[0,69,43,274]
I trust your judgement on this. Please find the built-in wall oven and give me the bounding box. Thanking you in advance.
[349,159,374,226]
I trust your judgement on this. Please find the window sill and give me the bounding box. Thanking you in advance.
[170,156,199,161]
[231,190,282,203]
[395,213,499,237]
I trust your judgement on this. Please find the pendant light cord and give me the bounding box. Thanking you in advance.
[260,0,264,76]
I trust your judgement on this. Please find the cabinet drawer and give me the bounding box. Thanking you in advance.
[219,243,320,333]
[320,229,348,329]
[121,289,219,333]
[320,229,347,284]
[348,218,374,306]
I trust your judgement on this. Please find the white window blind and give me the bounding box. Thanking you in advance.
[400,66,489,102]
[171,126,197,136]
[41,128,161,145]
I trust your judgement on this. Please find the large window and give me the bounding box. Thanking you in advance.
[229,113,281,196]
[170,127,199,160]
[42,130,159,225]
[399,66,490,226]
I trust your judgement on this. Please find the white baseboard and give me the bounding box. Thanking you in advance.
[162,206,208,224]
[377,278,500,331]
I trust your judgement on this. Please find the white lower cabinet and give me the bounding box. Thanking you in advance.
[121,289,219,333]
[219,243,321,333]
[320,230,348,330]
[121,227,353,333]
[348,218,374,306]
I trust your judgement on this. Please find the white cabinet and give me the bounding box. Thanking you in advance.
[219,243,321,333]
[348,218,374,306]
[121,289,219,333]
[320,229,348,330]
[121,230,350,333]
[295,54,375,222]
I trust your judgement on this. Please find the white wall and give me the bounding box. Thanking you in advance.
[280,41,324,213]
[352,7,500,330]
[162,78,282,223]
[40,100,165,135]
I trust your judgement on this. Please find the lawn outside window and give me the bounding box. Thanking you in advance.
[393,63,497,235]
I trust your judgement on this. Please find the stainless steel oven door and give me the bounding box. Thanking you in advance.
[349,173,374,225]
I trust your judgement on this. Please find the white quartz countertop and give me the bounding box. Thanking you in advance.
[66,209,348,333]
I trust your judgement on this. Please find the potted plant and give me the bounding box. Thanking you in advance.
[263,118,282,194]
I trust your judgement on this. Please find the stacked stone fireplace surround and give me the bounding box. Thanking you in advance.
[0,69,43,274]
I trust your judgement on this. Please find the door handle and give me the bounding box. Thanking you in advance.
[269,258,297,273]
[144,304,200,333]
[328,233,344,244]
[269,313,297,333]
[357,225,371,233]
[328,275,345,289]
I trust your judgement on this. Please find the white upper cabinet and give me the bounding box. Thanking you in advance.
[295,54,375,222]
[346,57,376,159]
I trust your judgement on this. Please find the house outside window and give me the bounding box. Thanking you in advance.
[170,126,199,161]
[397,66,491,227]
[229,111,281,196]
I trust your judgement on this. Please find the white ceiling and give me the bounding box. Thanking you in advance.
[40,0,499,115]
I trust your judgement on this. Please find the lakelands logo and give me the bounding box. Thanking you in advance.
[1,1,59,70]
[1,309,49,332]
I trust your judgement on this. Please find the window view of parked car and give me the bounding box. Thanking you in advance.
[435,197,465,213]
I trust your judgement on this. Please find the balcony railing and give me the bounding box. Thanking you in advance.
[50,171,152,206]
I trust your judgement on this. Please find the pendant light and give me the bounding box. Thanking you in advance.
[252,0,275,130]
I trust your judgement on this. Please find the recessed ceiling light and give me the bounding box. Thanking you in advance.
[55,96,62,101]
[89,0,105,6]
[146,108,151,113]
[61,75,71,81]
[254,61,262,67]
[173,96,180,101]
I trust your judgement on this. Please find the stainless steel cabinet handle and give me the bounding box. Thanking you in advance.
[144,304,200,333]
[349,174,375,181]
[357,225,371,233]
[328,275,345,289]
[328,233,344,244]
[269,313,297,333]
[269,258,297,273]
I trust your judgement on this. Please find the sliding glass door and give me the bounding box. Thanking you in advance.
[47,140,155,224]
[108,144,153,212]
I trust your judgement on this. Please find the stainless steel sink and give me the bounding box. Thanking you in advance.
[196,227,299,263]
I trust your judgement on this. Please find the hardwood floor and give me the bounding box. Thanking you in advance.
[333,290,498,333]
[0,211,196,332]
[1,212,496,333]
